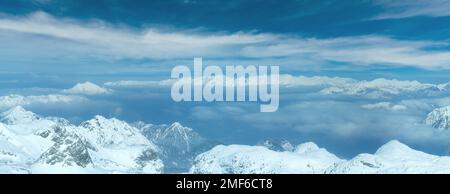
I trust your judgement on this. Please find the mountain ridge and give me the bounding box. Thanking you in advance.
[192,140,450,174]
[0,106,163,173]
[426,106,450,130]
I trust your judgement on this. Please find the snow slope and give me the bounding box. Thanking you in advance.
[191,142,342,174]
[327,140,450,173]
[191,140,450,174]
[425,106,450,130]
[0,106,163,174]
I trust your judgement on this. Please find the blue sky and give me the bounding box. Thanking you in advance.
[2,0,450,158]
[2,0,450,39]
[2,0,450,81]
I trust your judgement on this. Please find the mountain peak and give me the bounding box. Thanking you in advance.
[431,106,450,113]
[136,121,213,173]
[63,81,111,95]
[375,140,413,156]
[170,122,182,128]
[425,106,450,130]
[81,115,132,131]
[93,115,108,121]
[0,106,39,125]
[259,139,294,152]
[167,122,192,132]
[295,142,320,154]
[79,116,150,146]
[4,106,27,114]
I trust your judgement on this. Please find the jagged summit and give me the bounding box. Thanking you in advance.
[191,143,342,174]
[160,122,194,140]
[295,142,320,154]
[135,121,216,173]
[2,106,450,174]
[0,106,39,125]
[79,115,150,146]
[192,139,450,174]
[167,122,191,131]
[426,106,450,130]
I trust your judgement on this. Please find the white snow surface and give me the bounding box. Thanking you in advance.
[191,140,450,174]
[0,106,163,174]
[191,143,342,174]
[63,82,111,95]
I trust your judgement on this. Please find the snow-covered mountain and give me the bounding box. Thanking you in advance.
[319,78,448,99]
[63,81,111,95]
[0,106,40,125]
[3,106,450,174]
[0,106,163,173]
[191,140,450,174]
[190,142,342,174]
[134,121,217,173]
[327,140,450,173]
[425,106,450,130]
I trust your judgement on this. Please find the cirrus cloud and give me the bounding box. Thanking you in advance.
[374,0,450,19]
[1,12,450,70]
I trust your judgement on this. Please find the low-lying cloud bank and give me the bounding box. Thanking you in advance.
[3,75,450,158]
[192,140,450,174]
[0,94,87,110]
[105,74,450,99]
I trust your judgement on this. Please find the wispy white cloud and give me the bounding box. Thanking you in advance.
[1,12,450,69]
[0,11,271,60]
[279,74,356,87]
[319,78,449,99]
[374,0,450,19]
[104,74,450,97]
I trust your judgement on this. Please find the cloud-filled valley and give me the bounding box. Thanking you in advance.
[2,75,450,160]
